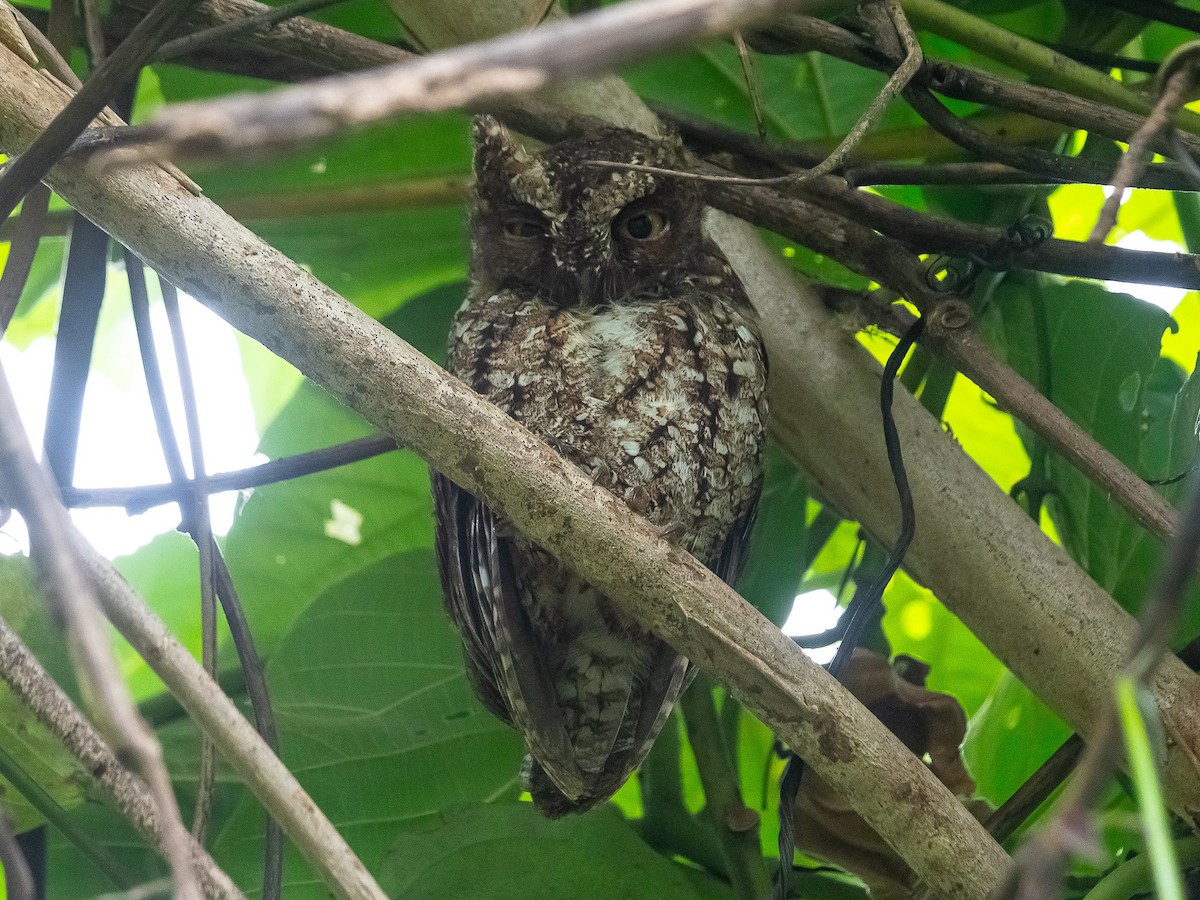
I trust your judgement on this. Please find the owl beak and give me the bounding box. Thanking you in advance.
[576,270,597,303]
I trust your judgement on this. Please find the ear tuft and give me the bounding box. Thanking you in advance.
[472,115,530,187]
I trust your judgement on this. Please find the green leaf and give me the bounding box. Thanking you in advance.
[989,275,1174,610]
[379,803,707,899]
[0,234,65,348]
[625,44,915,143]
[212,550,524,895]
[221,379,436,661]
[964,672,1072,807]
[0,556,94,832]
[882,573,1003,718]
[112,531,202,702]
[149,64,471,313]
[737,443,810,627]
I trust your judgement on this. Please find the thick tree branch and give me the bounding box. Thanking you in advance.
[0,40,1008,900]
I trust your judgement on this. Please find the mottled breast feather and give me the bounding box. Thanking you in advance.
[432,115,768,816]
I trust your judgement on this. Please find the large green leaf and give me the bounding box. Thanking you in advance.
[220,380,435,662]
[211,550,523,895]
[219,278,463,660]
[736,443,810,627]
[0,556,94,832]
[112,531,203,702]
[989,275,1174,610]
[626,44,917,143]
[964,673,1072,808]
[148,64,471,315]
[882,573,1003,719]
[379,803,708,900]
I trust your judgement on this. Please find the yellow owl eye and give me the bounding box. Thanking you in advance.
[503,216,547,239]
[617,209,668,241]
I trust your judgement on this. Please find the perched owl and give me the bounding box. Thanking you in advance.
[432,116,768,817]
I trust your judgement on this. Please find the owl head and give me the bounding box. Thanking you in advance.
[469,115,704,306]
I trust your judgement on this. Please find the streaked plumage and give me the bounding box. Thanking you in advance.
[432,116,768,815]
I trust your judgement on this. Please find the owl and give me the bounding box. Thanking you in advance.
[432,116,768,816]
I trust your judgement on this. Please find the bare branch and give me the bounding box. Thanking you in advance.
[127,0,842,160]
[62,434,399,512]
[1091,54,1200,243]
[0,182,49,335]
[155,0,348,60]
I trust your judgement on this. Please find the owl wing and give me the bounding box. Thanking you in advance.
[709,500,760,588]
[432,472,586,799]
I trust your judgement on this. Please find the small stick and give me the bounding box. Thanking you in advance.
[1091,52,1200,243]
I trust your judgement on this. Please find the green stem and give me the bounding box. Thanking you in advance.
[1084,835,1200,900]
[681,677,772,900]
[638,714,727,875]
[1114,676,1184,900]
[901,0,1200,138]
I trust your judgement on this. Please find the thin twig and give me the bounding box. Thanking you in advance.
[803,0,920,183]
[127,0,840,160]
[0,618,241,898]
[0,0,195,221]
[155,0,347,60]
[62,434,400,512]
[210,550,283,900]
[1087,0,1200,33]
[595,0,921,189]
[0,182,50,335]
[732,31,767,140]
[125,251,190,493]
[0,362,203,900]
[985,737,1084,844]
[1091,52,1200,243]
[79,0,106,63]
[158,279,220,844]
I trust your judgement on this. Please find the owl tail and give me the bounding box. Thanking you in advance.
[525,758,610,818]
[523,650,693,817]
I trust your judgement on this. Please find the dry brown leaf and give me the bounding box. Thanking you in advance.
[795,649,992,898]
